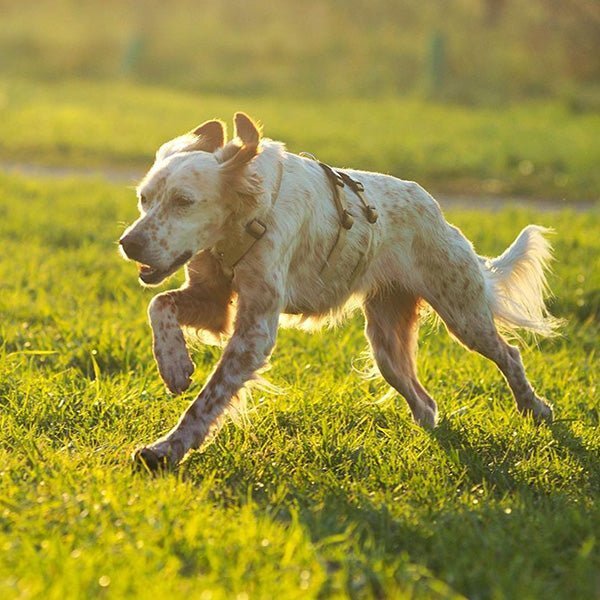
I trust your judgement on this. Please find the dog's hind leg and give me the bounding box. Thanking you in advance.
[422,264,553,423]
[363,289,437,428]
[149,251,234,394]
[440,307,551,422]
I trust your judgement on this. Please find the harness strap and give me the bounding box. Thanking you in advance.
[337,171,379,223]
[213,161,284,279]
[317,161,378,282]
[213,218,267,279]
[320,222,347,280]
[318,162,354,229]
[318,163,350,280]
[347,226,373,287]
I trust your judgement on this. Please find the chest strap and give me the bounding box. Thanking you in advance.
[213,217,267,279]
[318,162,378,283]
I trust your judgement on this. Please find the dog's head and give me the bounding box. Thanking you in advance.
[119,112,263,285]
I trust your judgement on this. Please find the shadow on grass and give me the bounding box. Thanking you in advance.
[430,418,519,495]
[431,416,600,495]
[175,417,599,599]
[549,420,600,494]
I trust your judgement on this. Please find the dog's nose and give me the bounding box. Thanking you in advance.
[119,232,144,260]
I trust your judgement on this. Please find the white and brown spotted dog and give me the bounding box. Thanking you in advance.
[120,112,558,471]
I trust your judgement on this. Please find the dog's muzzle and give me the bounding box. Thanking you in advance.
[137,251,193,285]
[119,233,192,285]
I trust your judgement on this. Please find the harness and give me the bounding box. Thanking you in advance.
[213,155,378,283]
[213,160,284,280]
[316,162,378,285]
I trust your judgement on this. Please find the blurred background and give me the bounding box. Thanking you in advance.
[1,0,599,105]
[0,0,598,199]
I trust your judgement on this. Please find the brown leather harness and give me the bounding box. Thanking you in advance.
[213,156,378,284]
[316,162,378,284]
[213,160,284,279]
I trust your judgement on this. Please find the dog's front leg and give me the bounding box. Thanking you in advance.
[135,293,280,470]
[148,285,233,394]
[148,293,195,395]
[148,253,234,394]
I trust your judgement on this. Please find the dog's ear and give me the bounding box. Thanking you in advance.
[156,119,227,161]
[233,112,260,147]
[217,113,263,203]
[218,112,261,173]
[191,119,227,152]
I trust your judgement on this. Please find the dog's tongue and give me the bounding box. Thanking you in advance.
[137,263,155,276]
[137,264,159,282]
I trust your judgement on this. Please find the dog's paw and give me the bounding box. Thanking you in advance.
[132,446,170,473]
[154,341,195,395]
[523,396,554,425]
[159,353,195,395]
[413,405,438,430]
[151,305,195,394]
[132,439,185,473]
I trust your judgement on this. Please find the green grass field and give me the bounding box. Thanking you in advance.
[1,78,599,201]
[0,172,598,599]
[1,2,598,596]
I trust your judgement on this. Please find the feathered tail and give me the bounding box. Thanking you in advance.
[482,225,561,336]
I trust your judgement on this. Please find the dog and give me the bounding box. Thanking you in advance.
[119,112,558,471]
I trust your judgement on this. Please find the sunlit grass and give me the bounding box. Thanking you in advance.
[0,173,598,598]
[0,79,598,200]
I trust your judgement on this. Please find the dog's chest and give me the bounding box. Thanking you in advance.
[283,217,377,315]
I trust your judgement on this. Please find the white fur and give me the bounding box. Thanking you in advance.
[483,225,559,336]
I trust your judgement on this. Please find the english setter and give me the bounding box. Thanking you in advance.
[119,113,558,471]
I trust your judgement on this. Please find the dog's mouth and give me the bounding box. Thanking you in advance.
[137,251,193,285]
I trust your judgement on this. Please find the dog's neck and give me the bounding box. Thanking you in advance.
[211,141,286,277]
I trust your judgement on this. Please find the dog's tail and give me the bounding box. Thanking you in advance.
[482,225,561,337]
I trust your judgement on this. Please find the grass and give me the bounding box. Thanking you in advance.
[0,78,599,201]
[0,172,598,599]
[1,4,598,595]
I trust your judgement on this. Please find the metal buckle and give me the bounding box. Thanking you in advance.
[245,219,266,239]
[341,210,354,229]
[365,206,378,223]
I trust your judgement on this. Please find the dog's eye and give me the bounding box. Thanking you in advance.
[172,195,194,208]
